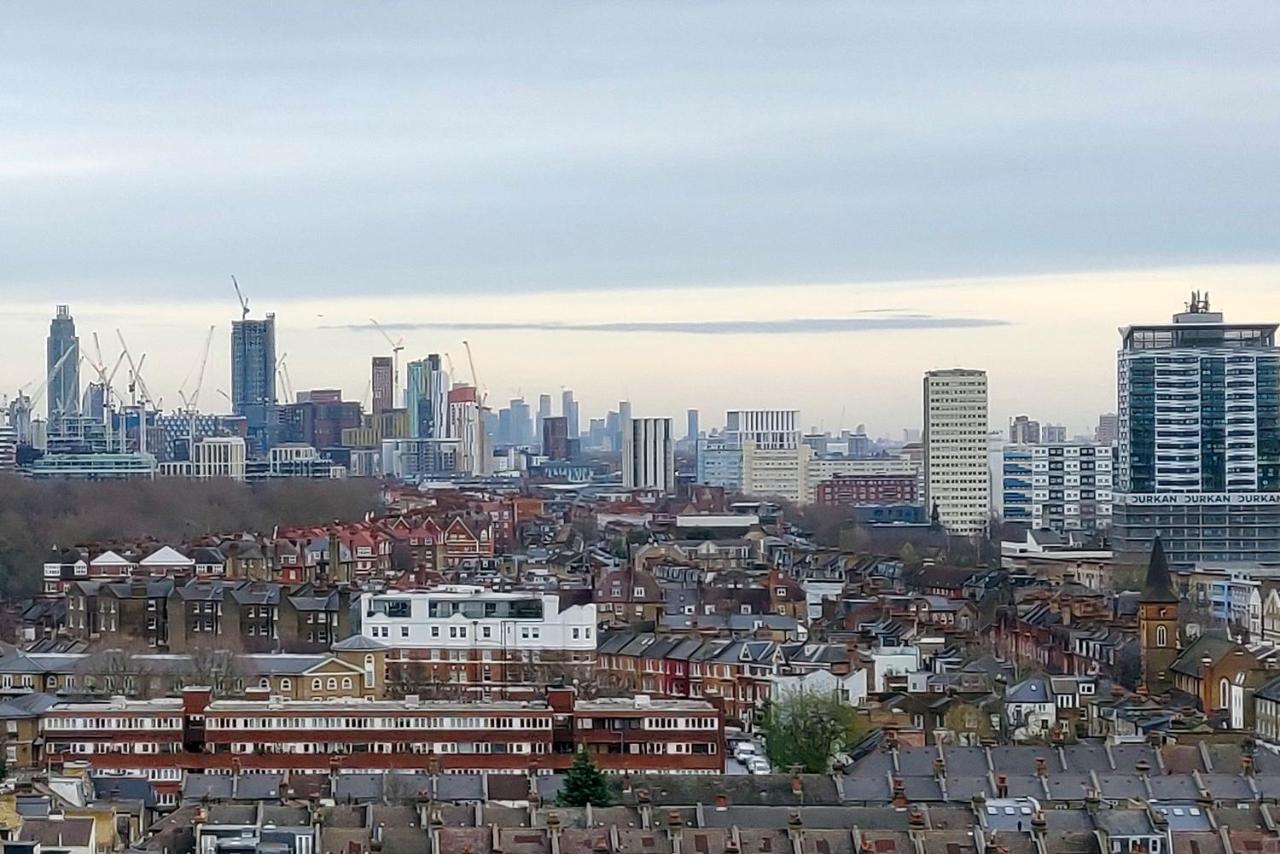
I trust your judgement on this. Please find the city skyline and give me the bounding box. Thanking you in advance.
[4,264,1280,438]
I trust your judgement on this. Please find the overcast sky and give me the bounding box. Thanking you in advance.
[3,3,1279,433]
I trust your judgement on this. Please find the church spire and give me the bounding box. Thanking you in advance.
[1141,535,1178,604]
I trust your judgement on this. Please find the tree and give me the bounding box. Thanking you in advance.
[758,689,864,774]
[557,748,612,807]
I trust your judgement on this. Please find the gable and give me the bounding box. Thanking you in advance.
[302,657,366,676]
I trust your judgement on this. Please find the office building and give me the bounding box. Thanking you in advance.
[686,408,700,442]
[542,415,570,461]
[278,393,362,450]
[1113,294,1280,564]
[923,368,990,535]
[46,305,80,427]
[696,438,743,489]
[0,425,17,472]
[1001,443,1113,533]
[508,397,533,446]
[192,436,248,481]
[371,356,394,415]
[1010,415,1041,444]
[815,473,918,506]
[741,440,811,502]
[622,416,675,491]
[807,455,918,504]
[725,409,800,449]
[561,389,579,439]
[230,312,276,453]
[82,382,106,423]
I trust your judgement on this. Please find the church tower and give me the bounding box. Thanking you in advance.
[1138,536,1180,694]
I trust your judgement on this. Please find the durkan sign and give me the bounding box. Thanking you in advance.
[1116,492,1280,506]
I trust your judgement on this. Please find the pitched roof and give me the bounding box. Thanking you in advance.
[1141,536,1179,604]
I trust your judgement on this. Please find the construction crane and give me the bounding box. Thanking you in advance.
[462,339,487,407]
[443,352,456,377]
[25,346,77,412]
[232,275,250,321]
[178,325,216,414]
[88,332,127,449]
[276,353,295,403]
[116,330,155,409]
[368,318,405,407]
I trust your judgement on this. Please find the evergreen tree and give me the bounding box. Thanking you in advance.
[557,748,612,807]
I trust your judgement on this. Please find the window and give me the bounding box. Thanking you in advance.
[1155,625,1168,648]
[327,678,337,690]
[482,626,492,639]
[1219,677,1231,709]
[312,679,322,691]
[401,626,410,638]
[280,679,291,692]
[342,677,353,690]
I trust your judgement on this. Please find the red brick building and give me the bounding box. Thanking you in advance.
[39,687,723,795]
[814,474,917,506]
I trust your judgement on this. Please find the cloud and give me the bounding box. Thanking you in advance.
[325,314,1009,336]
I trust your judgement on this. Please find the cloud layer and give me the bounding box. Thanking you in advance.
[329,314,1008,336]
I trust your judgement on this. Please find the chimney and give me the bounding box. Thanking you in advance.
[546,811,561,835]
[934,757,947,779]
[1085,787,1100,814]
[715,793,729,811]
[908,806,926,830]
[1031,812,1047,837]
[790,772,803,797]
[1135,759,1151,777]
[1034,756,1047,778]
[996,773,1008,799]
[892,777,908,808]
[1243,755,1255,776]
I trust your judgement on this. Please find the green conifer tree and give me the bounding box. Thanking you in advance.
[557,747,612,807]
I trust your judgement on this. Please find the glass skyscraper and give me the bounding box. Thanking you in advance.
[1113,294,1280,565]
[231,313,277,454]
[46,304,80,428]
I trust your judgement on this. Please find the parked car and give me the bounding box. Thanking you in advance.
[747,756,771,774]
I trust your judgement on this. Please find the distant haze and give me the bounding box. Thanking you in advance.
[2,4,1278,434]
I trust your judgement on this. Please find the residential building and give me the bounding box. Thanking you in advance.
[446,385,483,474]
[358,587,596,653]
[1113,294,1280,565]
[40,686,723,780]
[46,304,80,427]
[1042,424,1068,443]
[622,417,675,492]
[561,389,579,439]
[230,312,276,454]
[371,355,394,414]
[923,368,990,535]
[406,355,448,440]
[380,437,460,478]
[1001,442,1113,532]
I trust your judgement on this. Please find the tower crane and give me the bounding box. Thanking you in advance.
[88,332,127,448]
[177,325,217,459]
[368,318,405,407]
[232,275,250,321]
[276,353,295,403]
[462,340,487,407]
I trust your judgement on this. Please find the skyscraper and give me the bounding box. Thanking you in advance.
[542,415,570,461]
[46,305,80,427]
[1095,412,1119,445]
[686,409,700,442]
[537,393,552,448]
[371,356,394,415]
[561,389,579,439]
[231,312,276,452]
[923,368,990,535]
[406,355,448,439]
[1113,294,1280,564]
[622,417,675,491]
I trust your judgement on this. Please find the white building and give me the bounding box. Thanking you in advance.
[1001,442,1113,532]
[193,436,247,481]
[622,417,675,492]
[741,440,811,503]
[923,368,990,535]
[725,409,800,449]
[358,587,597,652]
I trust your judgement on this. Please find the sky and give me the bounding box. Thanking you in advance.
[3,3,1279,436]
